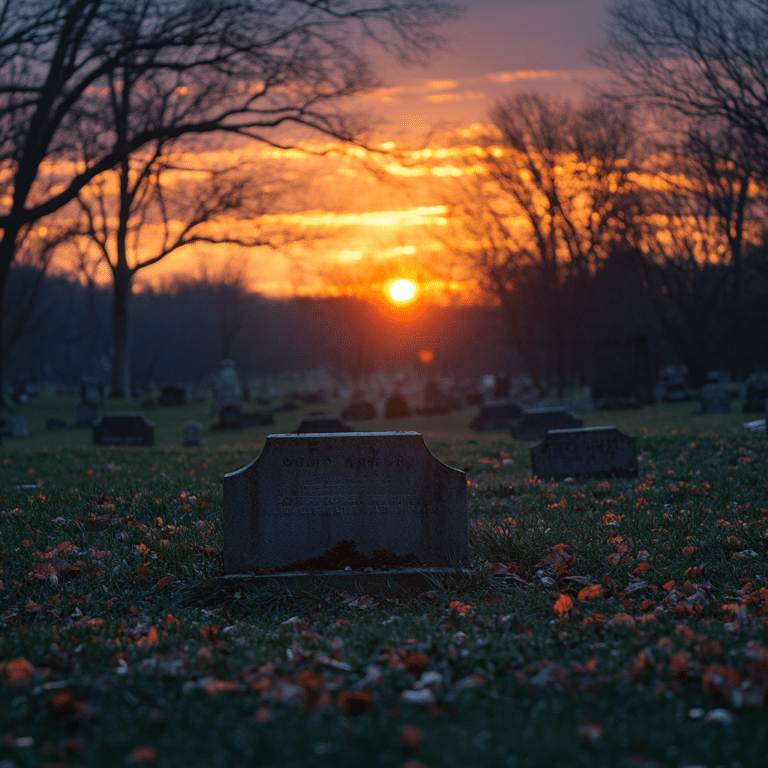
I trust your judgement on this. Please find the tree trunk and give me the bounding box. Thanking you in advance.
[111,266,133,398]
[0,226,22,409]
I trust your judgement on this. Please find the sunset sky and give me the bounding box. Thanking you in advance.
[91,0,614,301]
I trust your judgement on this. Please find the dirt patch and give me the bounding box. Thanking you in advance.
[252,539,421,574]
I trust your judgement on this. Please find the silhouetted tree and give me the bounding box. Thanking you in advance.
[0,0,459,404]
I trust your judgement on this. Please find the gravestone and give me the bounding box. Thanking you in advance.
[385,394,410,418]
[76,403,99,427]
[341,401,377,421]
[241,410,275,428]
[744,374,768,413]
[530,426,638,480]
[219,404,242,429]
[93,413,155,446]
[223,431,467,574]
[0,416,28,438]
[511,408,584,441]
[295,416,354,433]
[159,385,187,407]
[700,384,731,414]
[184,421,202,446]
[213,359,243,420]
[470,400,522,431]
[80,377,105,406]
[47,418,66,432]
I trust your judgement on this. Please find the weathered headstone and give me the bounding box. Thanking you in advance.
[700,384,731,414]
[241,410,275,428]
[184,420,202,446]
[470,400,522,431]
[385,394,410,418]
[219,404,242,429]
[213,359,243,420]
[341,401,377,421]
[93,413,155,446]
[744,374,768,413]
[159,384,187,406]
[47,418,66,432]
[295,416,354,433]
[511,408,584,441]
[223,431,467,574]
[530,426,638,480]
[80,377,105,406]
[0,416,28,438]
[76,403,99,427]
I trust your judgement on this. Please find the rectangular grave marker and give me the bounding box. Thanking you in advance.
[511,408,584,441]
[93,413,155,446]
[223,431,467,574]
[700,384,731,414]
[530,426,638,480]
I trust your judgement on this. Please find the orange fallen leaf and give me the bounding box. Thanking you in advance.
[338,689,372,715]
[577,584,603,601]
[204,679,239,695]
[154,576,173,591]
[128,745,157,764]
[553,593,574,617]
[399,650,428,675]
[662,580,676,592]
[401,724,424,749]
[3,657,35,684]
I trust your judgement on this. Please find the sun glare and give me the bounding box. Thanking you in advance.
[389,279,416,303]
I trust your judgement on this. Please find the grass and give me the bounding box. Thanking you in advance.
[1,395,767,767]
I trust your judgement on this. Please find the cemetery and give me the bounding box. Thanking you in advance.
[1,389,767,767]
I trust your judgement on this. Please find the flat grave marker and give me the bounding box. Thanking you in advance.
[93,413,155,446]
[511,408,584,441]
[531,426,638,480]
[184,420,202,446]
[470,400,523,431]
[222,431,467,579]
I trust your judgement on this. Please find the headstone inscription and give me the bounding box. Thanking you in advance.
[93,413,155,446]
[470,400,522,431]
[511,408,584,441]
[184,420,202,446]
[295,416,354,433]
[700,384,731,414]
[530,426,638,480]
[76,403,99,427]
[222,432,467,574]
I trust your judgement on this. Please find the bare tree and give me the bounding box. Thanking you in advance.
[442,94,639,395]
[0,0,459,405]
[595,0,768,140]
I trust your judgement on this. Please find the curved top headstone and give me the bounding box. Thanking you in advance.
[223,432,467,573]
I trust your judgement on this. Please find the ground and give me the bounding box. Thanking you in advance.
[1,395,767,767]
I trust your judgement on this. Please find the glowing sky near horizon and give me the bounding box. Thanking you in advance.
[64,0,613,301]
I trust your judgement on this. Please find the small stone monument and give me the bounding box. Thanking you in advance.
[385,394,410,418]
[184,420,202,446]
[93,413,155,446]
[213,360,243,421]
[700,384,731,414]
[159,384,187,407]
[744,373,768,413]
[295,416,354,433]
[241,410,275,427]
[0,416,28,438]
[530,426,638,480]
[511,408,584,440]
[470,400,522,431]
[222,431,467,579]
[80,377,105,406]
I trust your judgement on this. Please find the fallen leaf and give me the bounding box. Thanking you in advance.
[553,593,574,617]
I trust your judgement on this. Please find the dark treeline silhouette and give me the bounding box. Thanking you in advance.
[5,268,523,392]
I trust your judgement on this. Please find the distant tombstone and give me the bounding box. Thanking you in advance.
[744,374,768,413]
[511,408,584,441]
[76,403,99,427]
[700,384,731,414]
[530,426,638,480]
[742,418,766,436]
[159,385,187,407]
[0,416,28,438]
[214,360,243,418]
[494,374,511,399]
[241,410,275,427]
[80,377,105,406]
[385,394,410,418]
[470,400,522,431]
[341,401,377,421]
[590,336,653,406]
[219,404,242,429]
[295,416,354,433]
[184,421,202,446]
[93,413,154,446]
[47,418,66,432]
[222,431,467,573]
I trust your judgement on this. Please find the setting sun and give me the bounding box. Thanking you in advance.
[389,278,416,303]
